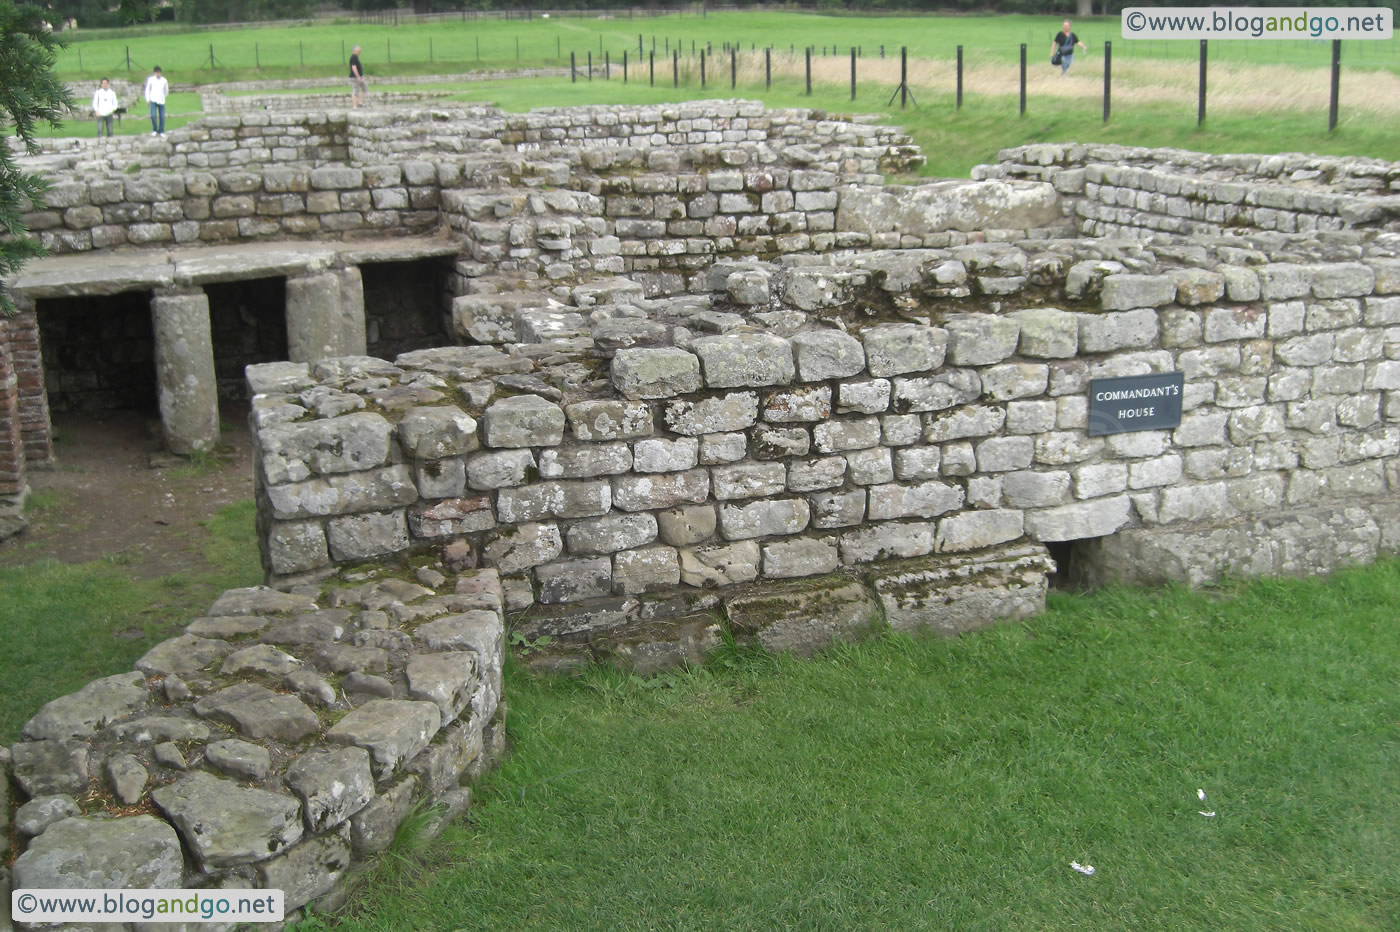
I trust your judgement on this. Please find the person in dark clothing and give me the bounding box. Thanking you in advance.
[1052,20,1087,75]
[349,45,366,108]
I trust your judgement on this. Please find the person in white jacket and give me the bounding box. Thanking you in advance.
[142,65,168,136]
[92,78,118,139]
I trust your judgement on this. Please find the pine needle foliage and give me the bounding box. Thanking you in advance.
[0,1,72,316]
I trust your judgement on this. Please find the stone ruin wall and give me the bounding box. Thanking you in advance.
[2,568,508,927]
[6,101,1400,925]
[250,235,1400,672]
[978,143,1400,239]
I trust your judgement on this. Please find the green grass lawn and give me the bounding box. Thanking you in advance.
[0,499,261,743]
[53,13,1399,84]
[329,561,1400,931]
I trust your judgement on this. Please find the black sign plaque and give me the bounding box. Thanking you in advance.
[1087,372,1185,436]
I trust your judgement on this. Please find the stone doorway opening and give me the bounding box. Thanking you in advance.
[36,291,157,416]
[362,258,452,360]
[1045,538,1097,591]
[206,277,288,402]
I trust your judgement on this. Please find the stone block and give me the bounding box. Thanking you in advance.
[284,748,375,833]
[612,348,701,399]
[791,330,866,381]
[718,498,810,539]
[566,399,654,440]
[1078,309,1158,353]
[1310,262,1375,299]
[614,547,681,595]
[152,772,303,869]
[925,405,1006,442]
[935,509,1025,552]
[657,504,717,545]
[867,481,964,520]
[679,541,761,587]
[566,513,658,555]
[751,426,810,459]
[760,536,840,578]
[1023,495,1132,541]
[1100,274,1177,310]
[1172,269,1225,306]
[762,385,832,423]
[408,496,495,538]
[725,577,878,656]
[810,489,868,529]
[633,437,700,473]
[944,315,1019,366]
[327,509,409,560]
[327,698,441,780]
[980,363,1049,401]
[1001,470,1071,508]
[260,412,392,485]
[846,447,895,485]
[664,392,758,435]
[1258,264,1312,300]
[536,557,613,603]
[398,406,479,459]
[891,370,980,413]
[861,324,947,377]
[812,417,881,452]
[893,447,941,480]
[693,333,795,388]
[482,395,565,448]
[700,432,747,464]
[266,465,418,521]
[712,462,788,500]
[836,379,891,415]
[483,522,563,574]
[13,815,184,892]
[839,521,935,562]
[871,543,1051,635]
[497,480,610,523]
[613,469,711,511]
[1009,308,1078,358]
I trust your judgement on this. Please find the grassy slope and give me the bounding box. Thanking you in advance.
[0,500,261,743]
[337,562,1400,931]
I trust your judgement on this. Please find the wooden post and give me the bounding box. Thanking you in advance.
[1019,44,1026,116]
[956,45,963,110]
[1197,39,1207,126]
[1103,41,1112,123]
[1328,39,1341,131]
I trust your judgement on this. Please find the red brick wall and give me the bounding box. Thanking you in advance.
[0,335,23,496]
[4,301,53,465]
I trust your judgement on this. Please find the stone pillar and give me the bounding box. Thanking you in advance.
[336,266,368,356]
[285,268,366,363]
[151,289,219,455]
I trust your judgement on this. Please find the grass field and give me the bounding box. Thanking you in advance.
[52,13,1400,81]
[28,12,1399,173]
[325,561,1400,931]
[0,500,260,743]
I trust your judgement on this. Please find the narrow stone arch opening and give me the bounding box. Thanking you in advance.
[1045,538,1101,592]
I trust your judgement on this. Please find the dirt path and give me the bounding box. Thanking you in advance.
[0,405,257,579]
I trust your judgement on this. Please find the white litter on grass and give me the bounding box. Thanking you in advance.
[1197,788,1207,802]
[1197,788,1216,816]
[1070,861,1096,876]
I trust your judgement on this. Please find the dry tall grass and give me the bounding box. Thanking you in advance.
[711,50,1400,117]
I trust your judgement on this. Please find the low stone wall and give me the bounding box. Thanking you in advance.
[1,565,506,926]
[250,232,1400,669]
[976,144,1400,238]
[200,90,456,114]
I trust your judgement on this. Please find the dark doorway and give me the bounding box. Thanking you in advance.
[361,258,451,360]
[36,291,156,414]
[206,278,288,401]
